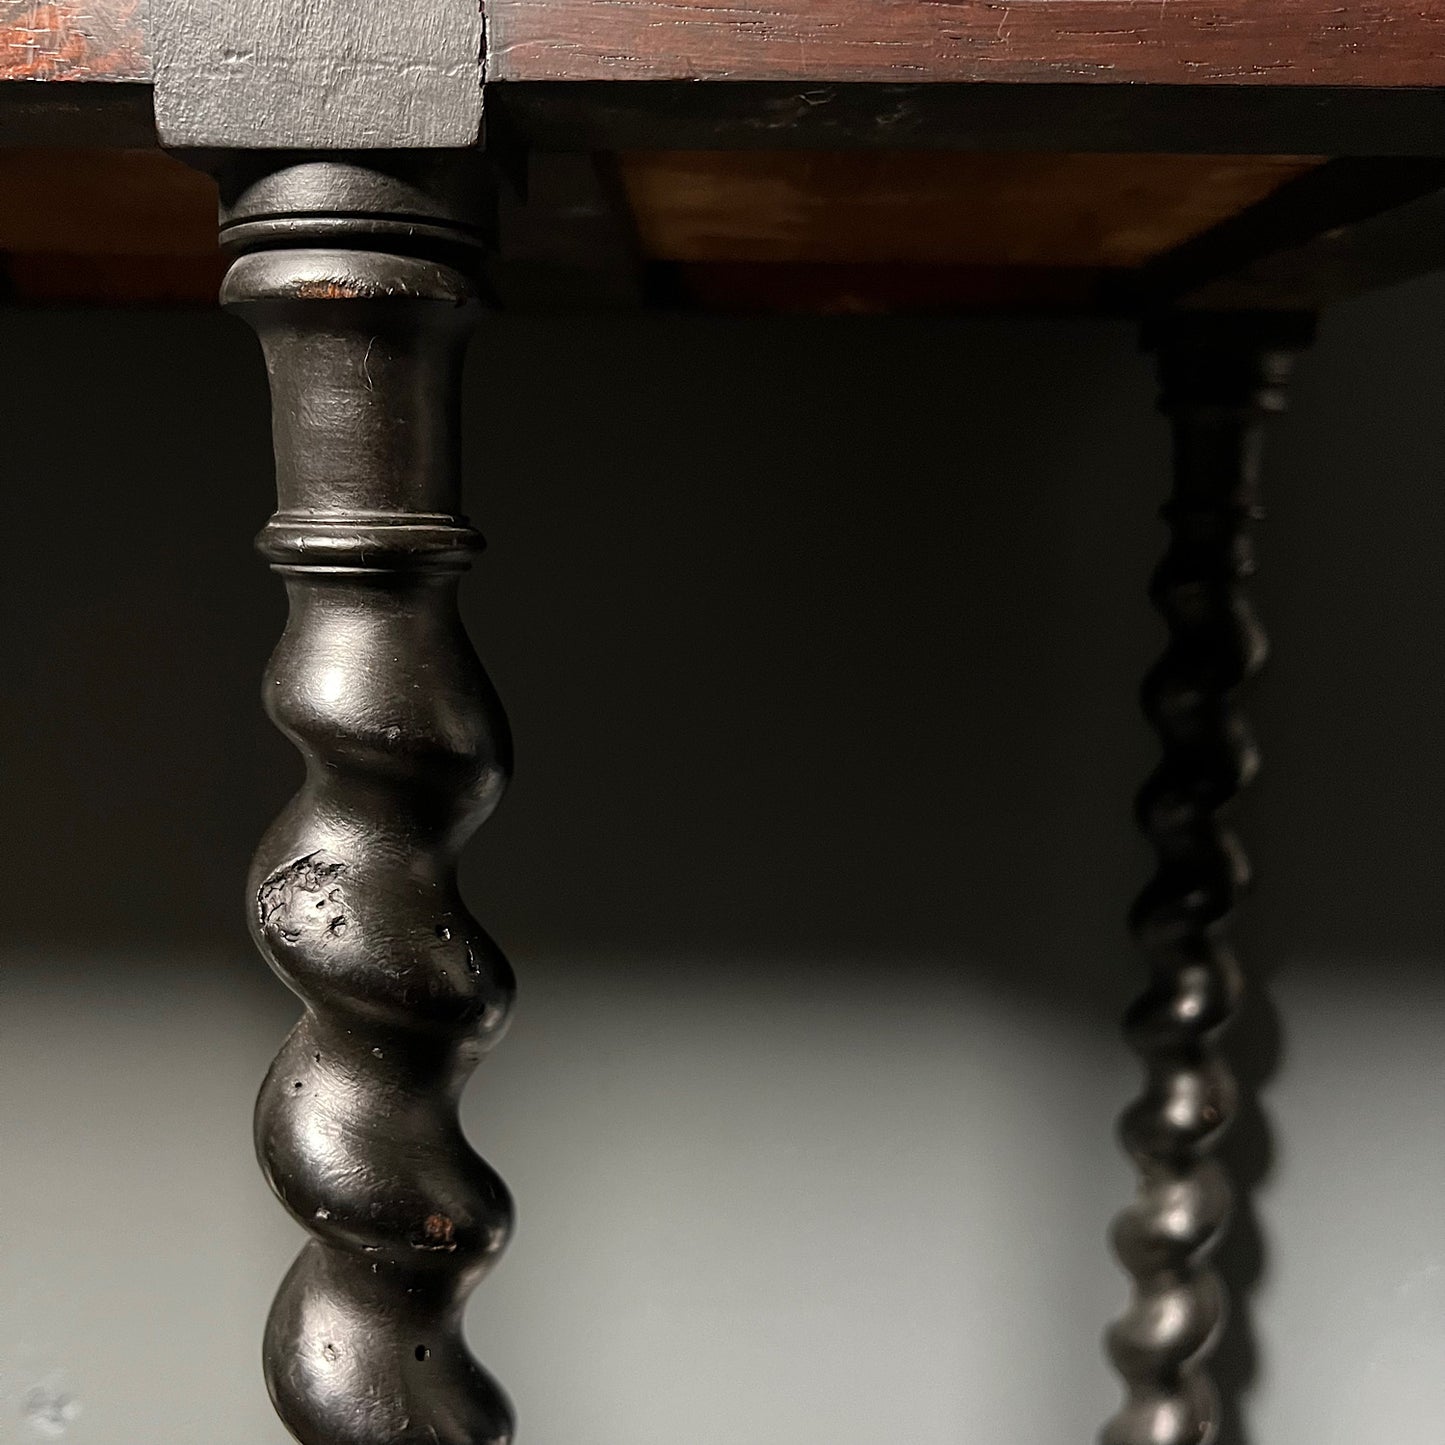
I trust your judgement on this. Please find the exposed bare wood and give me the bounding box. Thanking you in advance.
[618,152,1320,268]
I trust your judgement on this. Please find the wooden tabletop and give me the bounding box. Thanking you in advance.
[9,0,1445,88]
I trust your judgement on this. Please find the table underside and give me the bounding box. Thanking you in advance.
[2,143,1444,316]
[4,1,1445,313]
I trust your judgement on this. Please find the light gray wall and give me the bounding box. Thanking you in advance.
[3,281,1444,1445]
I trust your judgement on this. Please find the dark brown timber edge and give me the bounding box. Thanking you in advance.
[9,77,1445,157]
[486,82,1445,157]
[0,0,146,82]
[15,0,1445,92]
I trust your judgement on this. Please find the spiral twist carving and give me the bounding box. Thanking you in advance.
[1102,317,1308,1445]
[222,160,514,1445]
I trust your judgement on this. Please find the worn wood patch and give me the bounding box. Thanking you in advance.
[152,0,483,148]
[489,0,1445,87]
[618,152,1320,268]
[0,0,147,81]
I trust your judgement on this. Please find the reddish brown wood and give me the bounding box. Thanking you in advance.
[2,0,1443,92]
[0,0,146,80]
[489,0,1445,87]
[9,0,1441,91]
[617,151,1319,268]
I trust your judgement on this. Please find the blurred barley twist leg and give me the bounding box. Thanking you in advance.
[220,156,516,1445]
[1101,312,1313,1445]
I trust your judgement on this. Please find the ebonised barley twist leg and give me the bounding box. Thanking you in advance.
[219,158,514,1445]
[1101,313,1311,1445]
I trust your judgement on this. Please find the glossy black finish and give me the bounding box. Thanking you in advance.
[221,159,515,1445]
[1102,313,1313,1445]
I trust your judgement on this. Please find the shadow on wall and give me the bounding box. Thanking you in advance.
[1,295,1441,981]
[1,285,1443,1445]
[2,304,1163,1001]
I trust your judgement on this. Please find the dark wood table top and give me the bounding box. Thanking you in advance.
[10,0,1445,88]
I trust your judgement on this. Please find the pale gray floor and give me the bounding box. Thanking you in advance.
[3,282,1444,1444]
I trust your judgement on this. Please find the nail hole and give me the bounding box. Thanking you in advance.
[414,1345,430,1362]
[292,1080,303,1091]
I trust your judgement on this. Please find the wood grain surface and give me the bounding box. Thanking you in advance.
[0,0,146,81]
[7,0,1445,92]
[489,0,1445,87]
